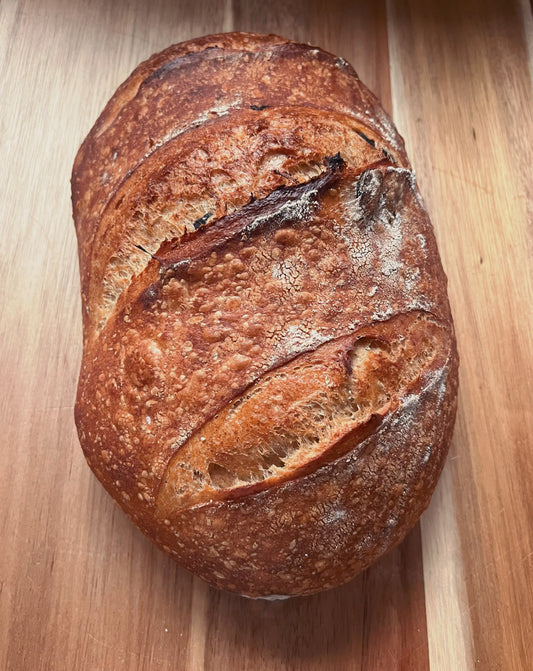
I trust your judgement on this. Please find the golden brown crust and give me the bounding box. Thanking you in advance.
[152,341,457,597]
[72,33,458,597]
[83,107,386,338]
[72,33,408,321]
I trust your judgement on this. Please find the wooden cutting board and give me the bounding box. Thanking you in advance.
[1,0,532,669]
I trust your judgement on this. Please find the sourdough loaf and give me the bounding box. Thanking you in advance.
[72,32,458,597]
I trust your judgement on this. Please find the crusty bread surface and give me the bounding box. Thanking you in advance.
[72,32,458,597]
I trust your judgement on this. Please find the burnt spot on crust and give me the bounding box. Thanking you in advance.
[324,152,344,173]
[355,129,376,148]
[134,244,163,263]
[250,104,269,111]
[192,211,213,230]
[381,147,395,163]
[354,164,415,230]
[139,283,160,309]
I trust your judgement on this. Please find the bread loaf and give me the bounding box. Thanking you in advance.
[72,32,458,597]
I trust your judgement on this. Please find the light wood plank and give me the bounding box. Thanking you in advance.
[387,1,533,668]
[419,466,474,670]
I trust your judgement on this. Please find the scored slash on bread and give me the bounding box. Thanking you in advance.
[84,108,395,339]
[72,33,458,597]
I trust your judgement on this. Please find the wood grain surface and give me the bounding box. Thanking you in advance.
[0,0,531,669]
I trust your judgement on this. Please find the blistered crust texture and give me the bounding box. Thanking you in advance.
[72,32,458,597]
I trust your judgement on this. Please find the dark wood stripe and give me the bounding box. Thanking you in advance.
[200,524,428,670]
[361,525,429,671]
